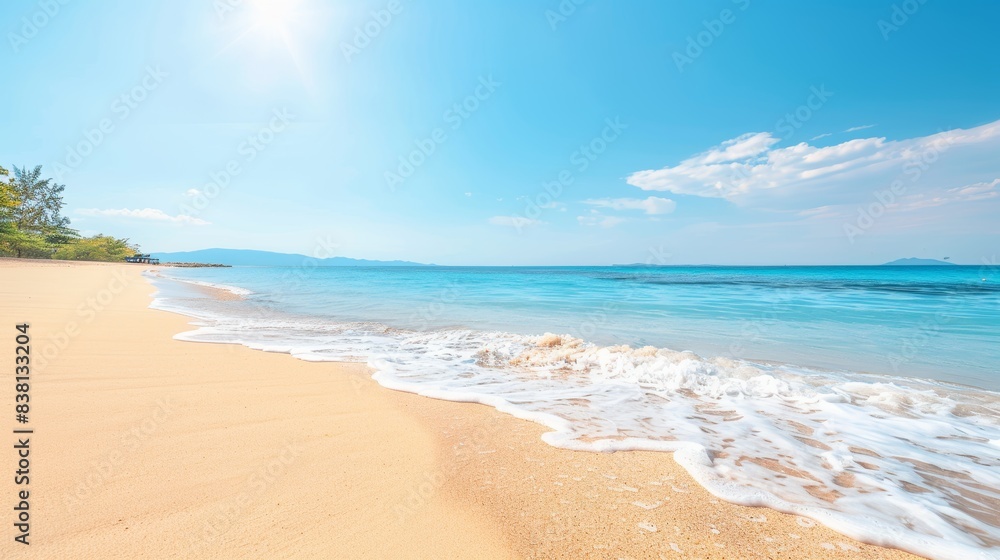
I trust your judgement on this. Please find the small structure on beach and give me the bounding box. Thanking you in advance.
[125,253,160,265]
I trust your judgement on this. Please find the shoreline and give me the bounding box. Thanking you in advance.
[0,260,920,559]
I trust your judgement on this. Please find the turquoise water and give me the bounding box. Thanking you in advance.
[153,264,1000,559]
[162,265,999,390]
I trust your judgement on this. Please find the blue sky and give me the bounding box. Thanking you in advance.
[2,0,998,265]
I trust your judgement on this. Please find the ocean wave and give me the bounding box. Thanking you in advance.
[164,277,254,297]
[152,278,1000,560]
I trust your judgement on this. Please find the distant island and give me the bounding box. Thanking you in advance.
[150,248,430,267]
[882,258,956,266]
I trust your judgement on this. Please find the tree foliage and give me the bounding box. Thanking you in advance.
[0,166,16,211]
[1,164,141,261]
[52,234,139,262]
[0,165,76,257]
[0,166,27,255]
[10,165,70,230]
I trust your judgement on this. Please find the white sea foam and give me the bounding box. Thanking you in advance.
[154,292,1000,560]
[166,277,254,297]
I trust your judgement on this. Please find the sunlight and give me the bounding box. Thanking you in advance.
[245,0,299,41]
[213,0,321,95]
[215,0,316,52]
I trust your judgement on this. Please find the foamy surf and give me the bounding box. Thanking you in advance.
[180,279,254,296]
[150,281,1000,560]
[144,269,254,298]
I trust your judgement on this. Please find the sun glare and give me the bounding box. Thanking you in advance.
[247,0,298,36]
[245,0,299,41]
[214,0,320,94]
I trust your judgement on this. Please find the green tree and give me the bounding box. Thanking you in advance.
[0,165,75,257]
[0,166,23,251]
[0,166,15,211]
[52,235,139,262]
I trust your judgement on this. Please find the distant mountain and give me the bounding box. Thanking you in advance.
[151,248,430,267]
[882,258,956,266]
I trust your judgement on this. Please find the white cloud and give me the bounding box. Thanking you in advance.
[577,216,624,228]
[76,207,210,225]
[810,133,832,141]
[464,192,472,197]
[538,200,567,211]
[794,178,1000,222]
[582,196,676,215]
[947,178,1000,200]
[688,132,779,166]
[488,215,542,228]
[845,124,876,132]
[184,188,202,197]
[892,178,1000,211]
[577,211,625,228]
[627,120,1000,201]
[797,205,849,220]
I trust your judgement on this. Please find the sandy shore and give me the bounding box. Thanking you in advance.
[0,259,920,559]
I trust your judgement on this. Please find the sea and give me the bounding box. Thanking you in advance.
[149,264,1000,560]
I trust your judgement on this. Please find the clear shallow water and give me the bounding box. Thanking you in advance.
[150,265,1000,559]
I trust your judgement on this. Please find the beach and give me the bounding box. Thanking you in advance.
[0,259,922,559]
